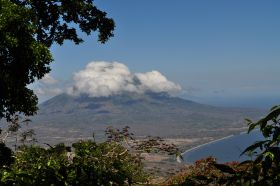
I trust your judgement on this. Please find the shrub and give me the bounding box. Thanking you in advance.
[164,157,242,186]
[0,141,148,185]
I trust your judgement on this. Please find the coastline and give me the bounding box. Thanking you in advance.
[180,130,262,163]
[182,134,234,155]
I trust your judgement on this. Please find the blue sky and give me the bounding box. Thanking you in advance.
[39,0,280,108]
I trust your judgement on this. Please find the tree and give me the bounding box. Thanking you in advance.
[0,0,115,121]
[166,106,280,185]
[229,105,280,185]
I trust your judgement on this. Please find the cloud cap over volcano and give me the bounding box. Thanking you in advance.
[67,61,181,97]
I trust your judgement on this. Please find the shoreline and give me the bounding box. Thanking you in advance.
[181,134,234,155]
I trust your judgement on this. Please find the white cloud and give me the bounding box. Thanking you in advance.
[67,61,181,97]
[34,87,63,97]
[135,71,181,93]
[40,74,58,85]
[31,74,62,100]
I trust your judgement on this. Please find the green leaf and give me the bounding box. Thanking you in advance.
[248,123,258,133]
[260,106,280,125]
[245,118,253,124]
[240,140,269,156]
[263,152,274,160]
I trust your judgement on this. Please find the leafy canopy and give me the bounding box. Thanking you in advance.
[0,0,115,120]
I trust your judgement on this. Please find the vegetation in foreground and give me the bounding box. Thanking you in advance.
[166,105,280,185]
[0,124,180,185]
[0,141,147,185]
[0,106,279,185]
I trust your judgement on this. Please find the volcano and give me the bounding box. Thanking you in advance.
[29,92,263,144]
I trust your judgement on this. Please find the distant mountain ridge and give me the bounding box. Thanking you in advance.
[29,92,264,144]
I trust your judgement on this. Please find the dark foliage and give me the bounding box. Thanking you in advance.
[164,157,242,185]
[0,0,115,121]
[228,105,280,185]
[0,126,184,185]
[0,143,13,167]
[167,106,280,185]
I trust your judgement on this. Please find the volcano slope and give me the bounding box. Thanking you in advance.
[23,92,264,145]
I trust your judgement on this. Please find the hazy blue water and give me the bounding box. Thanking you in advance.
[183,130,264,163]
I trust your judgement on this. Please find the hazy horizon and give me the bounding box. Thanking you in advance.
[31,0,280,110]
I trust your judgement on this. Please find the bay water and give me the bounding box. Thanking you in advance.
[183,130,264,163]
